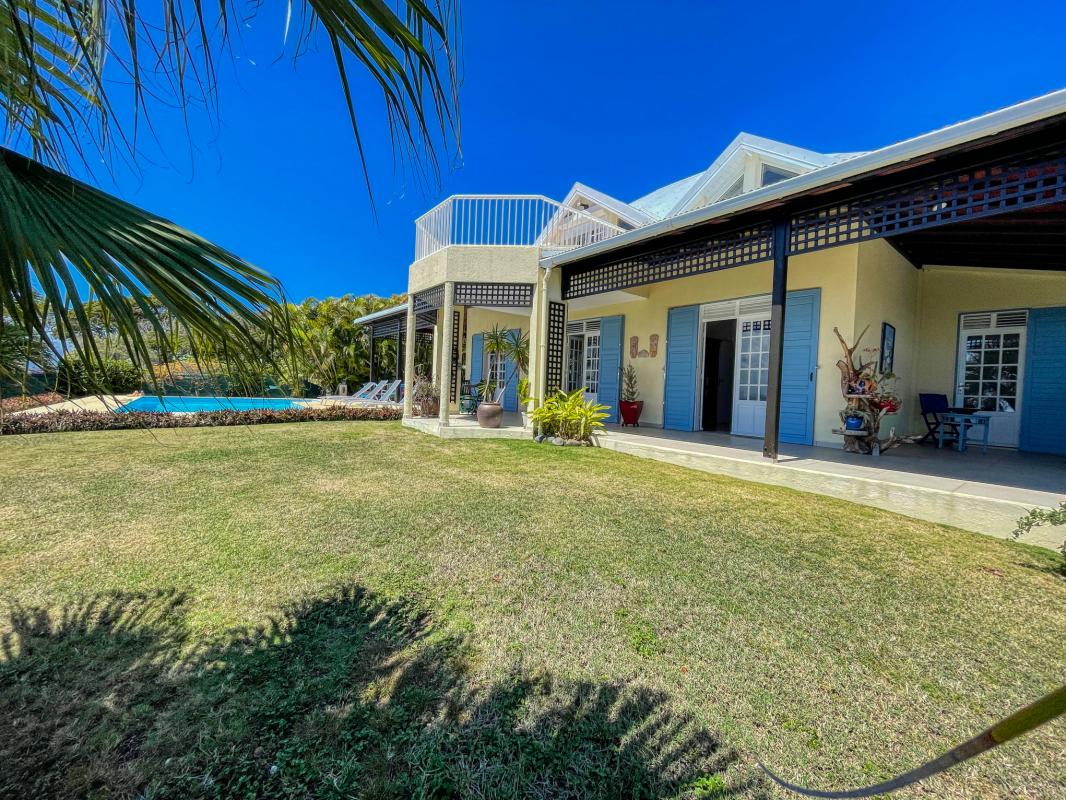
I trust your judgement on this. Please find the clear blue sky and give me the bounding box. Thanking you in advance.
[84,1,1066,303]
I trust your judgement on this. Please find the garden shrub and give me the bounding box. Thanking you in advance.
[0,392,63,413]
[1,404,401,435]
[58,357,144,395]
[530,388,609,442]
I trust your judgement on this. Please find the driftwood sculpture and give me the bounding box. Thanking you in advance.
[833,326,905,455]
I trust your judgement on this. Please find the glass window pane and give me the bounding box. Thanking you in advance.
[966,335,983,350]
[1001,365,1018,381]
[1003,333,1020,348]
[760,369,769,387]
[984,334,1001,349]
[964,382,980,396]
[965,366,981,380]
[963,396,978,409]
[740,354,750,369]
[999,381,1017,399]
[999,398,1016,413]
[982,366,999,380]
[739,386,748,401]
[981,382,998,396]
[758,386,767,401]
[983,350,1000,364]
[1002,349,1018,364]
[966,351,981,364]
[981,397,997,411]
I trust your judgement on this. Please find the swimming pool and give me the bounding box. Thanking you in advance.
[119,396,302,413]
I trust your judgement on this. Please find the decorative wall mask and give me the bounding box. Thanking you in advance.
[627,334,661,358]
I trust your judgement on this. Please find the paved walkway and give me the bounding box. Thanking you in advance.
[403,412,527,439]
[14,394,138,414]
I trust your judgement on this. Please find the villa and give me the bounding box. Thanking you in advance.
[356,91,1066,542]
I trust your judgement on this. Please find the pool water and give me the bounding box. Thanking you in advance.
[119,396,302,413]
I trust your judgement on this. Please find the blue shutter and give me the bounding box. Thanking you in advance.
[779,288,821,445]
[1020,306,1066,454]
[664,305,699,431]
[502,330,519,412]
[598,316,624,423]
[470,333,484,393]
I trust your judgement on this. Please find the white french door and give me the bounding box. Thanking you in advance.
[565,319,601,402]
[954,310,1028,447]
[733,314,772,437]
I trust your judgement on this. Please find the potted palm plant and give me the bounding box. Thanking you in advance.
[477,325,529,429]
[619,364,643,426]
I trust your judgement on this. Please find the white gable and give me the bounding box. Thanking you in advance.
[669,133,863,215]
[562,182,656,230]
[564,134,864,231]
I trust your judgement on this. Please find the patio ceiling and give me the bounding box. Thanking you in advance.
[889,202,1066,270]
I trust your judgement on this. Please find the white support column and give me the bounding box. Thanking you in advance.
[527,267,546,409]
[402,296,417,419]
[438,282,455,425]
[430,311,441,383]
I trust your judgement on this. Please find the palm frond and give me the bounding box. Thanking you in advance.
[0,145,288,384]
[1,1,461,192]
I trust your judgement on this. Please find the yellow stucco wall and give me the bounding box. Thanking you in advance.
[408,246,541,293]
[852,241,920,436]
[567,245,860,442]
[912,266,1066,432]
[461,307,531,385]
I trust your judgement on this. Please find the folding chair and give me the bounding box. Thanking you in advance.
[918,393,962,445]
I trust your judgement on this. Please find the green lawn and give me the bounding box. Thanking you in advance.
[1,422,1063,799]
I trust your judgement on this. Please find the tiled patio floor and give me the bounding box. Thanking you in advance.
[596,426,1064,547]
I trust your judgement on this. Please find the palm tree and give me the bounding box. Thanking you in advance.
[0,1,459,389]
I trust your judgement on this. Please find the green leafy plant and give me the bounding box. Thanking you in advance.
[2,1,459,397]
[517,377,532,408]
[58,357,143,396]
[530,388,609,442]
[480,325,530,405]
[622,364,640,402]
[1013,502,1066,557]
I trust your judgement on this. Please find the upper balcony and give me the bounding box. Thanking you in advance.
[413,194,627,262]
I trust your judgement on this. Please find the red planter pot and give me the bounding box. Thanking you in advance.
[619,400,644,427]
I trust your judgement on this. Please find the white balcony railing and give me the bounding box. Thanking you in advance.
[414,194,626,261]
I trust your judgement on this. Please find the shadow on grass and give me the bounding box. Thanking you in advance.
[0,587,754,799]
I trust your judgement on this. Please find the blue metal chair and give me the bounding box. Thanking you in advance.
[919,393,963,445]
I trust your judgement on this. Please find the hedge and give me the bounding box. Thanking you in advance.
[1,405,402,435]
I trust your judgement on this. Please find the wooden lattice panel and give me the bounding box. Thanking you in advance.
[545,301,566,392]
[455,282,534,307]
[563,224,773,300]
[413,284,444,313]
[450,310,460,402]
[790,153,1066,254]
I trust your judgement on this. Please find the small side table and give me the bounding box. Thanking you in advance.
[938,412,990,454]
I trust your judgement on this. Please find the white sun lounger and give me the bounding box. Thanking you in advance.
[351,381,382,400]
[363,380,401,404]
[349,380,388,401]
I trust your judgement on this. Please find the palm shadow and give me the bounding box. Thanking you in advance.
[0,586,758,799]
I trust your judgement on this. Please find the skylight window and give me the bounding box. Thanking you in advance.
[761,165,798,187]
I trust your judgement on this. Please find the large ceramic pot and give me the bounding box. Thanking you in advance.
[477,401,503,429]
[619,400,644,427]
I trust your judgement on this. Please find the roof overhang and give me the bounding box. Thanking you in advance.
[543,89,1066,270]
